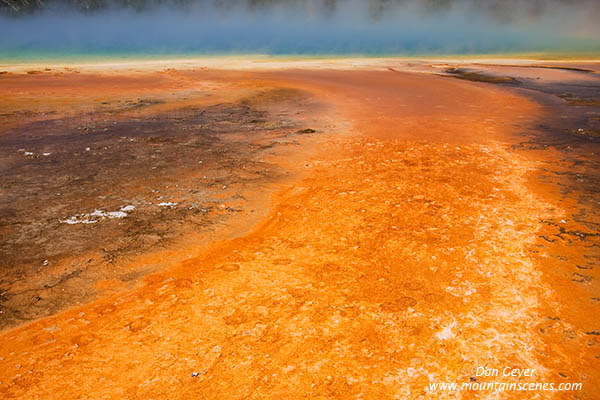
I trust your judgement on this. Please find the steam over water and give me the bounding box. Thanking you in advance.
[1,0,599,58]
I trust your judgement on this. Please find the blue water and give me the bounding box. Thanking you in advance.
[1,1,598,60]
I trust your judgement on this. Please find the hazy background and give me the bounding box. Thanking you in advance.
[1,0,599,58]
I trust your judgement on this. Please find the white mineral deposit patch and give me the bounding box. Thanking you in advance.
[61,205,134,224]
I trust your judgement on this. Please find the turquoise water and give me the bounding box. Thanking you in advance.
[1,50,598,66]
[1,1,599,61]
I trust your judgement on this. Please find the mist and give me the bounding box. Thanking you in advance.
[1,0,599,58]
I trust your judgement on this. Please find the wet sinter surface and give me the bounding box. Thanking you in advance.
[0,65,599,399]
